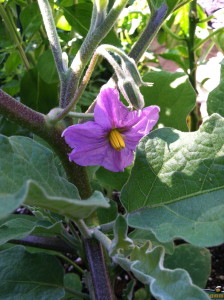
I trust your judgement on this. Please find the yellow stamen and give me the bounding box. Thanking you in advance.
[108,129,125,151]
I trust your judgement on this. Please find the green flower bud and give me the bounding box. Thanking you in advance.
[117,77,145,110]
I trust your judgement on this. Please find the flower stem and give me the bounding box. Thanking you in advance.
[56,253,85,275]
[0,4,30,70]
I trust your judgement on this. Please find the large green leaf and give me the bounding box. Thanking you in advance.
[0,135,109,219]
[141,71,196,131]
[0,246,64,300]
[0,214,63,246]
[115,244,209,300]
[207,60,224,116]
[121,114,224,246]
[164,244,211,288]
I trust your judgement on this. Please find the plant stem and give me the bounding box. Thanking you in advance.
[57,253,85,275]
[187,0,199,131]
[37,0,66,77]
[0,4,30,70]
[92,229,111,251]
[75,219,92,239]
[193,27,224,50]
[129,3,168,62]
[0,90,92,199]
[84,238,114,300]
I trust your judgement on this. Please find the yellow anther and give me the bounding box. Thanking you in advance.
[108,129,125,151]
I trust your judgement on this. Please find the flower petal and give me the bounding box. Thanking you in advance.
[123,105,160,135]
[102,146,134,172]
[94,88,129,130]
[62,121,107,148]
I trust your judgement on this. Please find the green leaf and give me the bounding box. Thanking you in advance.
[207,60,224,116]
[121,114,224,246]
[20,68,59,113]
[97,199,118,224]
[4,51,21,75]
[63,273,82,300]
[164,244,211,288]
[129,229,174,254]
[20,3,42,36]
[24,181,109,220]
[0,246,65,299]
[115,244,209,300]
[0,135,109,219]
[96,167,131,191]
[0,214,63,246]
[37,50,59,84]
[109,215,133,256]
[141,71,196,131]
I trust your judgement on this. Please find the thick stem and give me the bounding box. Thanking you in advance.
[85,238,115,300]
[0,90,92,199]
[9,235,74,253]
[187,0,199,131]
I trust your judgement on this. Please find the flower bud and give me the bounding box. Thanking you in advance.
[117,77,145,110]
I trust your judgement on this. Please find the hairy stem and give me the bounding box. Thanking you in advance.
[0,90,92,199]
[129,3,168,62]
[9,235,74,253]
[37,0,65,77]
[85,238,114,300]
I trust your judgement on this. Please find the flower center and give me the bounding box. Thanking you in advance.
[108,129,125,151]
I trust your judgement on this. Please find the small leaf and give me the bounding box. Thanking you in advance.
[20,3,42,36]
[121,114,224,246]
[164,244,211,288]
[0,246,65,300]
[109,215,133,256]
[37,50,59,84]
[207,60,224,116]
[141,71,196,131]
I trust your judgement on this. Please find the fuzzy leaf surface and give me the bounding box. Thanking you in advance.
[121,114,224,246]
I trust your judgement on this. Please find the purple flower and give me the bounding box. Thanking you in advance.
[62,88,160,172]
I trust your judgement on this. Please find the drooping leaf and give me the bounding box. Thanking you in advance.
[115,243,209,300]
[164,244,211,288]
[121,114,224,246]
[141,71,196,131]
[0,214,63,246]
[0,135,108,219]
[207,60,224,116]
[0,246,65,300]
